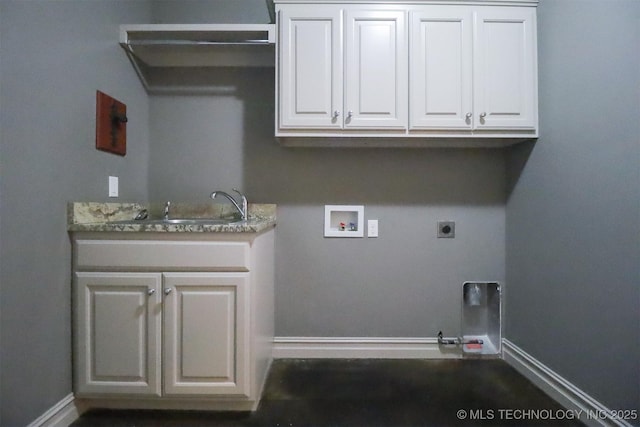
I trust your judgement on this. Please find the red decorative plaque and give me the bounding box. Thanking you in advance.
[95,90,127,156]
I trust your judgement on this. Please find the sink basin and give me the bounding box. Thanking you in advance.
[111,218,240,226]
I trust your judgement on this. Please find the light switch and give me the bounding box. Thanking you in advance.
[368,219,379,238]
[108,176,119,197]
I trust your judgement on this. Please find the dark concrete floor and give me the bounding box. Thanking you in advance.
[71,358,585,426]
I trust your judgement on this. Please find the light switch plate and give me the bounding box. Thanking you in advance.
[368,219,379,238]
[108,176,119,197]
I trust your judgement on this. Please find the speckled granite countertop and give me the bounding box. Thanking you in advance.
[67,202,276,233]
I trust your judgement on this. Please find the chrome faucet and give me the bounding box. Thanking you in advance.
[210,188,248,220]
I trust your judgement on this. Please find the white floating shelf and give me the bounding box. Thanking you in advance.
[119,24,276,90]
[120,24,276,68]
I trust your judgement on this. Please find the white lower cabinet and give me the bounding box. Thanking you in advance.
[72,233,274,410]
[75,272,162,396]
[163,273,249,397]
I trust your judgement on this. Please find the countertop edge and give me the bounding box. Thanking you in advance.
[67,202,276,234]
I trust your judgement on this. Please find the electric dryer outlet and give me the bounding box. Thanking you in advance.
[437,221,455,238]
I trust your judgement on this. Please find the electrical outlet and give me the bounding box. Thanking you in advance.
[108,176,119,198]
[437,221,455,238]
[367,219,379,238]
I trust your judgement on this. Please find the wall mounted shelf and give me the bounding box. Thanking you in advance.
[120,24,276,90]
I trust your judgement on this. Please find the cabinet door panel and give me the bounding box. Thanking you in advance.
[279,7,342,128]
[180,290,234,378]
[474,7,537,129]
[74,273,161,396]
[163,273,249,397]
[345,10,407,129]
[410,8,472,129]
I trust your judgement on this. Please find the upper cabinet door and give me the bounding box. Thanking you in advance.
[409,8,473,129]
[474,7,537,130]
[344,10,407,129]
[279,6,343,129]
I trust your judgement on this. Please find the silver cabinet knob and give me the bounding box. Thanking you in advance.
[347,110,353,118]
[480,112,487,118]
[163,288,172,295]
[465,112,472,120]
[148,288,156,296]
[333,110,340,119]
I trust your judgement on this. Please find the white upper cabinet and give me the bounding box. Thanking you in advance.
[473,7,537,130]
[278,6,342,129]
[277,4,407,134]
[344,9,407,129]
[409,7,473,129]
[409,6,537,133]
[275,0,538,144]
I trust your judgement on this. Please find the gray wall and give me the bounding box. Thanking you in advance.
[145,1,505,340]
[506,0,640,414]
[151,0,272,24]
[0,1,151,425]
[148,72,506,339]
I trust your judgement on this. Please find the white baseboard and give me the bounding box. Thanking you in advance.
[502,339,635,427]
[27,393,83,427]
[273,336,462,359]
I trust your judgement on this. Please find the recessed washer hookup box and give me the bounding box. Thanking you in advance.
[462,282,501,356]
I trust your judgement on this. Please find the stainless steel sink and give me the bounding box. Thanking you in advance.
[111,218,241,226]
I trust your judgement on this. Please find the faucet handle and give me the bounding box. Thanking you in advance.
[164,201,171,220]
[232,188,248,219]
[232,188,247,202]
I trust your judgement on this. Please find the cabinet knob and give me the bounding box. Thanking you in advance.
[333,110,340,119]
[465,112,472,120]
[164,288,172,295]
[148,288,156,296]
[480,112,487,118]
[347,111,353,119]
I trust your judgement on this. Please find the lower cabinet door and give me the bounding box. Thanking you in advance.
[74,272,162,396]
[162,273,250,397]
